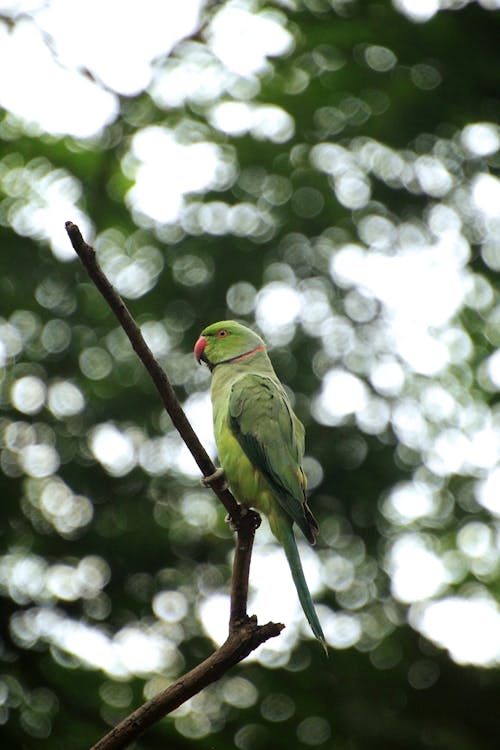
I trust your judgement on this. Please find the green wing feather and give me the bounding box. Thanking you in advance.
[228,373,318,544]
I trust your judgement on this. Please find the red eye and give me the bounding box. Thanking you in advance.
[217,329,229,338]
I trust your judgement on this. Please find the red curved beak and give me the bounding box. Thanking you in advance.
[194,335,207,364]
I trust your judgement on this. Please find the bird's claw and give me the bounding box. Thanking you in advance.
[226,507,261,534]
[201,467,227,490]
[225,505,248,532]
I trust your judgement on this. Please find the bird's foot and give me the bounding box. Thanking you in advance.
[225,505,248,532]
[201,467,227,490]
[226,507,261,533]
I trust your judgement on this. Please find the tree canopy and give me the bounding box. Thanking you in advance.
[1,1,500,748]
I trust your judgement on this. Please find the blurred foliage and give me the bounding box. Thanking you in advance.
[1,1,500,749]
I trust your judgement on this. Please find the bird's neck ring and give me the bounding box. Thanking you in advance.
[211,344,265,370]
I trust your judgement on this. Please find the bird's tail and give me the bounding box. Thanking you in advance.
[280,522,327,653]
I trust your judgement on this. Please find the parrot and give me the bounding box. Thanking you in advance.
[194,319,326,648]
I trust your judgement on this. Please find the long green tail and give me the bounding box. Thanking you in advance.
[281,522,327,652]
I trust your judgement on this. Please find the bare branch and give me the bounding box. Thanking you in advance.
[90,510,282,750]
[230,510,261,628]
[65,221,240,522]
[65,221,283,750]
[90,618,282,750]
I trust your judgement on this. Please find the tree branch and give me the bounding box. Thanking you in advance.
[90,618,282,750]
[65,222,283,750]
[230,510,261,628]
[91,510,282,750]
[65,221,240,521]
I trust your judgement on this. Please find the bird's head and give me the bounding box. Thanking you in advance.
[194,320,266,371]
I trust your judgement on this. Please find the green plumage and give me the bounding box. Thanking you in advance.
[196,320,326,648]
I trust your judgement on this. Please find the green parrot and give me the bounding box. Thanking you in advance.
[194,320,326,647]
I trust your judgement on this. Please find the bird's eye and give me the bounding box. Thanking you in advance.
[217,329,229,338]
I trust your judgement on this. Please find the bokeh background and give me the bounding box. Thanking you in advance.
[1,0,500,748]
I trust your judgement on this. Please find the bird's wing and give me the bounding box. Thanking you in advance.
[228,372,317,542]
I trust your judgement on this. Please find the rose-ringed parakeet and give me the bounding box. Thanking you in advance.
[194,320,325,647]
